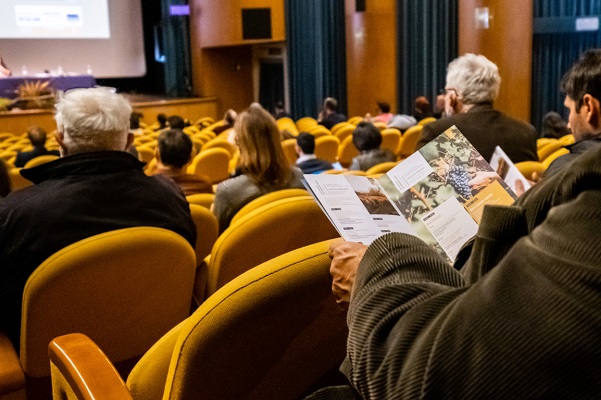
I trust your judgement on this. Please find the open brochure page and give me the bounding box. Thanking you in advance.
[489,146,531,196]
[378,126,518,262]
[303,174,416,245]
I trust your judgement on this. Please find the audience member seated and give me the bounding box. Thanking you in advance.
[365,102,394,124]
[129,112,145,136]
[295,132,333,174]
[308,140,601,399]
[157,113,168,130]
[0,159,11,197]
[545,50,601,178]
[0,87,196,348]
[272,101,291,119]
[387,113,417,131]
[14,126,60,168]
[541,111,571,139]
[167,115,186,130]
[416,53,538,163]
[213,106,305,233]
[154,128,212,196]
[413,95,434,121]
[318,97,347,130]
[213,108,238,137]
[349,121,396,171]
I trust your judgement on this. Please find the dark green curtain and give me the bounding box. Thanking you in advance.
[162,0,193,97]
[532,0,601,132]
[396,0,458,115]
[285,0,347,120]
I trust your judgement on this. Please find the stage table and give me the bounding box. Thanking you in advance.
[0,75,96,99]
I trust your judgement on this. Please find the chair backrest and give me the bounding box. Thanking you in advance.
[537,140,566,162]
[417,116,436,126]
[21,227,196,378]
[49,240,348,400]
[281,138,299,166]
[347,116,364,125]
[333,124,355,143]
[337,135,359,168]
[541,147,569,168]
[23,155,59,169]
[514,161,547,181]
[295,117,318,132]
[307,125,332,138]
[188,204,218,265]
[230,188,310,225]
[398,124,423,159]
[187,148,231,184]
[330,122,353,136]
[314,135,341,163]
[186,193,215,209]
[380,128,402,155]
[366,161,398,176]
[136,145,155,164]
[8,168,33,191]
[372,121,387,131]
[200,138,237,158]
[203,197,340,298]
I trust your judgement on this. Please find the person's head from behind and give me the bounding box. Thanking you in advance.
[445,53,501,114]
[157,129,193,170]
[27,126,47,147]
[235,106,289,186]
[353,121,382,152]
[323,97,338,113]
[224,109,237,126]
[157,113,167,128]
[129,112,143,130]
[167,115,185,130]
[377,102,391,114]
[54,87,132,156]
[560,49,601,141]
[413,96,433,120]
[296,132,315,156]
[541,111,571,139]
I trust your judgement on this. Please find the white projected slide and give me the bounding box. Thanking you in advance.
[0,1,110,39]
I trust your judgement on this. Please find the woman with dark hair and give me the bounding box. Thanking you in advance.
[349,121,396,171]
[541,111,571,139]
[212,106,305,233]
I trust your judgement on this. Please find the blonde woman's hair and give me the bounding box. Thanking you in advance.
[235,106,291,188]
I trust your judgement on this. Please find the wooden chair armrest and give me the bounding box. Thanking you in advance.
[48,333,133,400]
[0,331,25,397]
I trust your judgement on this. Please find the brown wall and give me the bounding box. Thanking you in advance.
[459,0,533,122]
[345,0,397,118]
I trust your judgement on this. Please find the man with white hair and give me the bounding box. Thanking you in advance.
[0,87,196,348]
[416,54,537,163]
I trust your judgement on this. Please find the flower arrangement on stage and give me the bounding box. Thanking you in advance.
[14,80,55,110]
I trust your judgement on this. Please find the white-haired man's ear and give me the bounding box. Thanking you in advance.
[54,130,67,157]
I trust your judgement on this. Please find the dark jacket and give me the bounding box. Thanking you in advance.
[15,146,60,168]
[319,113,347,130]
[417,104,538,163]
[297,157,333,174]
[544,136,601,178]
[0,151,196,347]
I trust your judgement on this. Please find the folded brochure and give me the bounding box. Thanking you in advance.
[303,125,518,263]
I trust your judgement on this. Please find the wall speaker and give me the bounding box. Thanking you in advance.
[242,8,272,40]
[356,0,366,12]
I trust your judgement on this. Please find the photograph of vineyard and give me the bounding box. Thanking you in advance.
[349,177,399,215]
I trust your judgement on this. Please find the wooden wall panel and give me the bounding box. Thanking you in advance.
[459,0,533,122]
[345,0,397,119]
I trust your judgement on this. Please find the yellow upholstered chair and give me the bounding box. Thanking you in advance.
[380,128,402,155]
[296,116,318,132]
[186,193,215,209]
[417,116,437,126]
[187,148,231,184]
[49,239,347,400]
[0,227,196,400]
[197,197,339,301]
[536,137,556,149]
[307,125,332,138]
[541,147,569,168]
[397,124,423,159]
[514,161,546,181]
[330,122,353,136]
[366,161,398,176]
[7,168,33,191]
[321,169,345,174]
[230,188,310,225]
[342,170,367,176]
[281,138,299,166]
[558,134,575,146]
[194,117,215,128]
[135,145,155,164]
[315,135,340,163]
[537,140,565,162]
[347,116,364,125]
[333,124,355,143]
[337,135,359,168]
[23,155,59,169]
[189,204,219,265]
[372,121,387,131]
[201,138,237,158]
[276,117,295,130]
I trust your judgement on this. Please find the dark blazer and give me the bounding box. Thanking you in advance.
[417,104,538,163]
[15,146,60,168]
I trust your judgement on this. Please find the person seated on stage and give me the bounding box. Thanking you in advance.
[349,121,396,171]
[295,132,333,174]
[154,128,212,196]
[213,106,305,233]
[318,97,347,130]
[14,126,60,168]
[416,53,538,163]
[308,142,601,399]
[0,87,196,348]
[0,56,11,77]
[167,115,186,130]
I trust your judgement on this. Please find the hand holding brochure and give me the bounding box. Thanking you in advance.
[303,126,518,263]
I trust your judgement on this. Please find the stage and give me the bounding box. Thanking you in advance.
[0,95,218,135]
